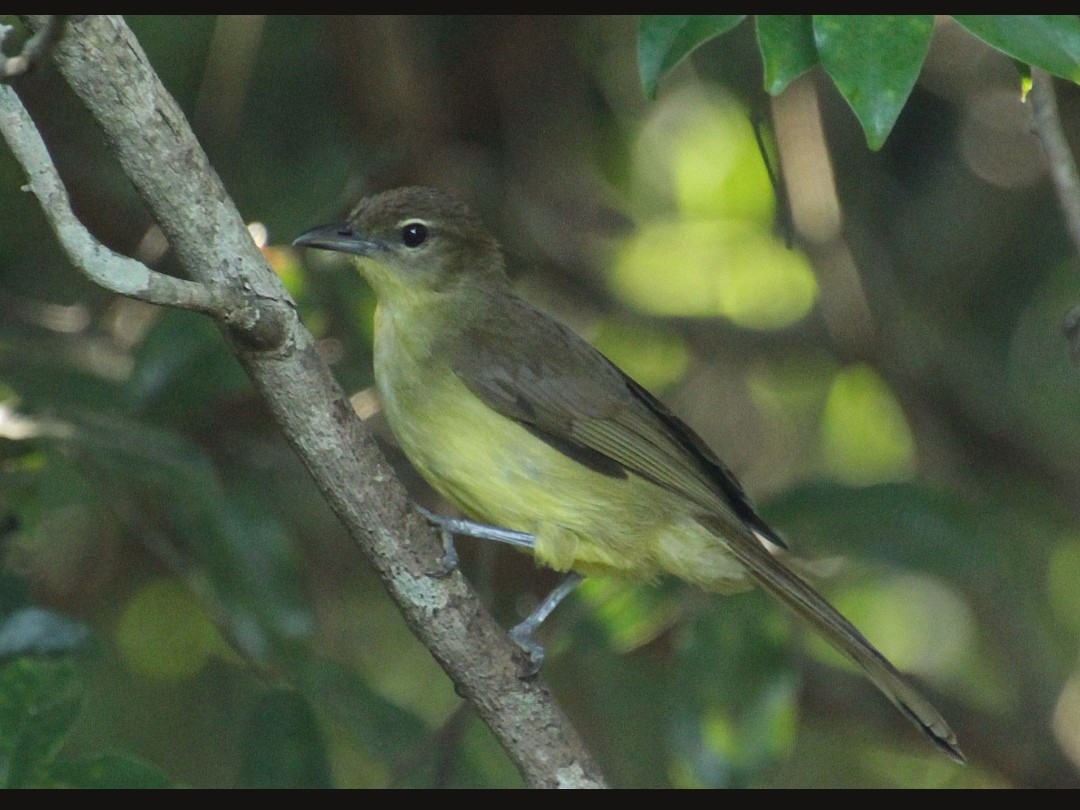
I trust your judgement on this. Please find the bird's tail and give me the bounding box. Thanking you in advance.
[706,518,965,763]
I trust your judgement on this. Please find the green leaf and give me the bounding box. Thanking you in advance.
[0,659,82,787]
[639,15,746,98]
[238,689,333,788]
[128,309,249,419]
[953,15,1080,82]
[668,595,797,787]
[46,754,174,788]
[60,412,314,666]
[293,656,508,786]
[813,15,934,150]
[756,15,819,94]
[295,658,430,772]
[763,481,981,577]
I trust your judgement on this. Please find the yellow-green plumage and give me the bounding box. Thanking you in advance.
[372,279,749,587]
[294,186,963,763]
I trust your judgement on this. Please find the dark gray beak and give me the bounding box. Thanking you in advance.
[293,223,382,257]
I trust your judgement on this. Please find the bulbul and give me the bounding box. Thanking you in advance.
[294,186,963,762]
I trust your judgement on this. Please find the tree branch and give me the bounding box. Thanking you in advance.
[1028,68,1080,357]
[0,15,67,82]
[1030,69,1080,258]
[11,14,604,788]
[0,84,248,318]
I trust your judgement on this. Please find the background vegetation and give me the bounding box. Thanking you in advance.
[2,15,1080,787]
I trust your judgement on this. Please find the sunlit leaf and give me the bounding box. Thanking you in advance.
[639,16,746,97]
[756,15,818,94]
[813,15,934,150]
[591,319,689,393]
[811,573,974,680]
[577,578,680,653]
[953,15,1080,82]
[115,579,224,681]
[820,364,915,484]
[632,87,775,223]
[613,218,816,327]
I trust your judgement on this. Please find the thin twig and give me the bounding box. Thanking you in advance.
[1028,69,1080,356]
[0,84,246,318]
[1030,69,1080,258]
[1,16,67,82]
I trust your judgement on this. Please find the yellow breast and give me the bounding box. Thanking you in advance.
[371,300,749,589]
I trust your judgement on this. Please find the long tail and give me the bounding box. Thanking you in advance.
[711,519,965,763]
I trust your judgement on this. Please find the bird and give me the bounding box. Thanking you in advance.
[294,185,964,763]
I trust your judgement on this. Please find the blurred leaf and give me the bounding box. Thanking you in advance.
[1007,262,1080,460]
[765,482,981,577]
[449,711,524,788]
[813,15,934,150]
[0,607,93,660]
[816,573,976,680]
[127,309,249,419]
[238,689,332,788]
[47,754,174,788]
[0,658,82,787]
[591,319,689,393]
[295,655,505,786]
[578,577,681,653]
[630,85,776,223]
[820,364,915,485]
[638,16,746,97]
[114,579,224,681]
[553,605,671,787]
[668,595,797,787]
[0,331,129,415]
[61,412,313,665]
[953,15,1080,81]
[0,573,30,618]
[756,15,818,94]
[0,647,174,787]
[1047,540,1080,634]
[613,218,816,326]
[294,657,432,784]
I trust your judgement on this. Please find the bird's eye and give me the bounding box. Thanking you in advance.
[401,222,429,248]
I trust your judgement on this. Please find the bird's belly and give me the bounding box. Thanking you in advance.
[377,365,749,588]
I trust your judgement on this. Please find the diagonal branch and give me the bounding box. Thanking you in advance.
[0,84,246,318]
[10,14,604,788]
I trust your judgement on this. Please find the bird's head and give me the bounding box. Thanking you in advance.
[294,186,508,303]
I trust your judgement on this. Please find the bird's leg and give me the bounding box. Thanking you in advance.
[417,507,582,676]
[417,506,535,576]
[510,572,584,677]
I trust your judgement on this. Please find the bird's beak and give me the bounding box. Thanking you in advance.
[293,223,383,257]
